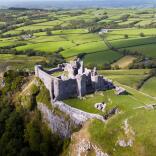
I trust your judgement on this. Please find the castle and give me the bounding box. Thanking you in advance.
[35,59,116,101]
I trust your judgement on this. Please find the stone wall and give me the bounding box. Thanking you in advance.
[54,79,78,100]
[47,66,63,75]
[76,74,87,97]
[38,101,105,138]
[35,65,54,96]
[53,101,105,125]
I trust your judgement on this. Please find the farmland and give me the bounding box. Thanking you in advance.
[0,8,156,69]
[1,7,156,156]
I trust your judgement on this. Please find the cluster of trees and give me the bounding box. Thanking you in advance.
[0,70,66,156]
[119,14,130,22]
[1,70,28,95]
[38,52,65,68]
[88,21,119,33]
[8,7,43,11]
[129,57,156,69]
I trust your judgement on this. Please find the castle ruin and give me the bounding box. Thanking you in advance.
[35,59,115,101]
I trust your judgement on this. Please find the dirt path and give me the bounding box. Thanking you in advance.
[20,76,35,96]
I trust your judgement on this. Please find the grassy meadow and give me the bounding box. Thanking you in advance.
[140,77,156,97]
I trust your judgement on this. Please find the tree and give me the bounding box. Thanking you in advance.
[103,63,111,70]
[113,65,120,70]
[24,119,41,152]
[46,30,52,36]
[140,32,145,37]
[124,34,128,39]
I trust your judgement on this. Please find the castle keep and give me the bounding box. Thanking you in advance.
[35,59,115,101]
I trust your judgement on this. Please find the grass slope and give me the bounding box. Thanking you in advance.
[140,77,156,97]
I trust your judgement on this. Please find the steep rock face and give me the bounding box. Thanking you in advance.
[37,103,80,138]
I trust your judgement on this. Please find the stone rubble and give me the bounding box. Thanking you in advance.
[77,139,91,156]
[77,139,109,156]
[135,104,156,110]
[144,104,156,110]
[117,119,135,147]
[115,86,127,95]
[95,102,107,112]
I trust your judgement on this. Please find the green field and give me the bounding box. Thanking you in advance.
[0,54,46,72]
[0,40,16,47]
[16,41,75,53]
[109,28,156,36]
[125,44,156,58]
[61,41,108,58]
[99,69,150,88]
[84,50,122,66]
[140,77,156,97]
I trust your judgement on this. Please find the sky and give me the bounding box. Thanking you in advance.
[0,0,105,1]
[1,0,69,1]
[0,0,156,8]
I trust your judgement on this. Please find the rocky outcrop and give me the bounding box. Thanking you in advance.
[117,119,135,147]
[76,139,109,156]
[38,100,105,138]
[69,121,109,156]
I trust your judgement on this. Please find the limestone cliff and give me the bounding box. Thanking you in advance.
[19,77,81,138]
[37,103,80,138]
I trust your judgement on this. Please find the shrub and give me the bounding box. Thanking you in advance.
[140,32,145,37]
[124,34,128,39]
